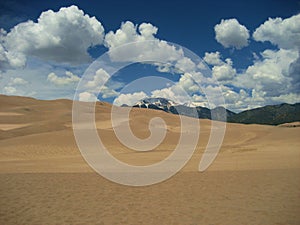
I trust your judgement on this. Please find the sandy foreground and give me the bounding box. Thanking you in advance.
[0,95,300,225]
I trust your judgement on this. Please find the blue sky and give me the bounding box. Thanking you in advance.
[0,0,299,111]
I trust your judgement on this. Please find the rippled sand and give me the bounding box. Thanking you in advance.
[1,94,299,225]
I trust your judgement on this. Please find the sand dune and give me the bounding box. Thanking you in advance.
[0,94,299,225]
[278,121,300,127]
[0,123,30,131]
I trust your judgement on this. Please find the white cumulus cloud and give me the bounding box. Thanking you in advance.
[235,49,298,97]
[212,58,236,82]
[104,21,184,63]
[3,86,17,95]
[47,71,80,85]
[79,92,98,102]
[215,18,250,49]
[85,68,110,89]
[10,77,28,85]
[204,52,223,66]
[113,91,148,106]
[1,5,104,70]
[253,14,300,50]
[83,68,120,99]
[204,51,236,82]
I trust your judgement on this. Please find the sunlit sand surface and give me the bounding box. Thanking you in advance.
[0,124,30,131]
[0,95,299,225]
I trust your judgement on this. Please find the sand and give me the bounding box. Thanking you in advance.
[0,124,30,131]
[0,94,300,225]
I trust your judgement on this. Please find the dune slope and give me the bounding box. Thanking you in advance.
[0,95,299,225]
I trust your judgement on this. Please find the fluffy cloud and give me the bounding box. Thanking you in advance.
[212,58,236,82]
[177,73,200,93]
[204,52,223,66]
[207,14,300,110]
[1,76,29,96]
[104,21,184,63]
[235,49,298,97]
[150,80,201,104]
[47,71,80,86]
[253,14,300,50]
[215,19,250,49]
[99,86,119,99]
[79,92,98,102]
[10,77,28,85]
[0,59,82,100]
[218,46,300,108]
[289,53,300,93]
[3,86,17,95]
[85,68,109,89]
[104,21,157,48]
[1,5,104,70]
[270,93,300,104]
[151,87,185,103]
[113,91,148,106]
[253,14,300,95]
[0,39,26,71]
[175,57,196,73]
[204,52,236,82]
[83,68,120,99]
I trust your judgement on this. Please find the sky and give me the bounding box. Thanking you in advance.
[0,0,299,112]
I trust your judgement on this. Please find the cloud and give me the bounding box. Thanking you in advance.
[104,21,157,48]
[83,68,121,99]
[85,68,110,88]
[174,57,196,73]
[139,23,158,37]
[10,77,28,85]
[104,21,184,63]
[253,14,300,50]
[270,93,300,104]
[0,31,26,71]
[235,49,298,97]
[47,71,80,86]
[289,53,300,93]
[204,52,223,66]
[100,86,119,99]
[151,83,196,104]
[212,58,236,82]
[1,76,29,96]
[177,73,200,93]
[79,92,98,102]
[204,51,236,82]
[1,5,104,70]
[3,86,17,95]
[151,87,184,103]
[253,14,300,95]
[113,91,148,106]
[0,58,84,100]
[214,18,250,49]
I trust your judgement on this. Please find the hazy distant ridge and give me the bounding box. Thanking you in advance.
[132,98,300,125]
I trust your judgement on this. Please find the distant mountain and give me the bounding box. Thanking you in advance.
[130,98,300,125]
[228,103,300,125]
[211,106,236,122]
[132,98,235,121]
[133,98,176,111]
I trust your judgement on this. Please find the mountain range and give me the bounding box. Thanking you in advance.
[128,97,300,125]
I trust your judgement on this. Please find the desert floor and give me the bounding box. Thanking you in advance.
[0,95,300,225]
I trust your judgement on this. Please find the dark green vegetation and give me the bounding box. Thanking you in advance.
[228,103,300,125]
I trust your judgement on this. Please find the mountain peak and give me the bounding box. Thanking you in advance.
[127,97,300,125]
[134,97,177,107]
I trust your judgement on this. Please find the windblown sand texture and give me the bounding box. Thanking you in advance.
[0,95,299,225]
